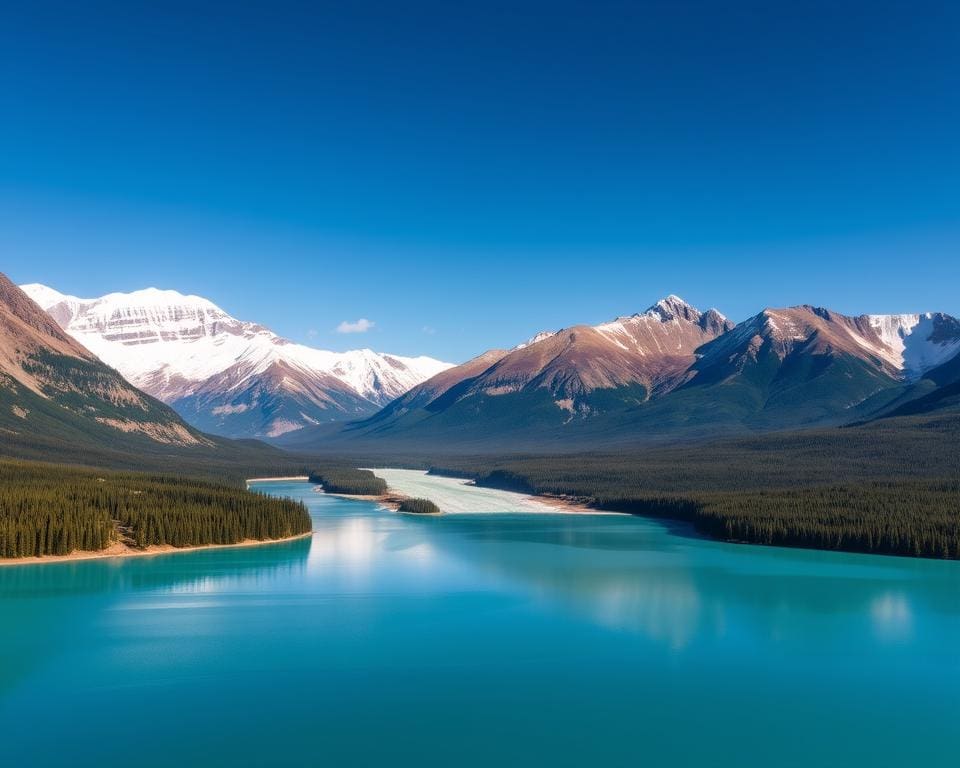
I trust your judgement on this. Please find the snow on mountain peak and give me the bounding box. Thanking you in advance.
[650,294,692,311]
[20,283,79,308]
[865,312,960,377]
[513,331,557,350]
[20,283,454,434]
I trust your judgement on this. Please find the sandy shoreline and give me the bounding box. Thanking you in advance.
[323,490,411,511]
[326,484,607,516]
[523,492,612,515]
[0,531,313,568]
[245,475,309,483]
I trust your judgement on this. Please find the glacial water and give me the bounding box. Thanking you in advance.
[0,471,957,767]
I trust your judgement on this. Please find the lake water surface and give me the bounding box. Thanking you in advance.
[1,471,957,767]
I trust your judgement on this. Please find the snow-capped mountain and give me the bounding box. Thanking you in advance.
[332,295,734,432]
[21,284,452,439]
[693,306,960,384]
[282,297,960,452]
[863,313,960,377]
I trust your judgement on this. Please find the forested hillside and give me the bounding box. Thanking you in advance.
[308,468,387,495]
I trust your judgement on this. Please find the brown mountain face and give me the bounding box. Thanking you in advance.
[283,300,960,453]
[0,273,210,448]
[688,305,906,385]
[173,358,378,438]
[649,304,924,433]
[375,349,512,419]
[0,274,96,389]
[464,297,733,407]
[326,296,733,442]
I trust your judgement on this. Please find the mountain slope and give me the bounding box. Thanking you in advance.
[0,272,313,480]
[404,295,728,408]
[628,305,910,434]
[0,273,212,452]
[282,296,735,450]
[0,272,215,444]
[22,283,451,439]
[283,300,960,453]
[869,348,960,420]
[552,305,960,441]
[458,296,732,406]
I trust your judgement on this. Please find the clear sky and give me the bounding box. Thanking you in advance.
[2,1,958,362]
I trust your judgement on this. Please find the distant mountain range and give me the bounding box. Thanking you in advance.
[12,278,960,454]
[280,296,960,452]
[21,283,452,439]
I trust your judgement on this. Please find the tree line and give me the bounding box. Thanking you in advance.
[398,498,440,515]
[464,470,960,559]
[308,468,387,495]
[0,460,312,559]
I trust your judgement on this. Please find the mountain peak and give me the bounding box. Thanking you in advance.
[100,287,223,312]
[19,282,79,308]
[23,283,226,318]
[643,294,701,323]
[513,330,557,350]
[22,281,453,438]
[649,294,692,311]
[0,275,86,352]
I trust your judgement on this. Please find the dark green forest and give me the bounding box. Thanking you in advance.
[0,460,312,559]
[308,468,387,495]
[421,413,960,559]
[398,498,441,515]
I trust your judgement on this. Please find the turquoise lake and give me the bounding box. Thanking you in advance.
[1,472,957,767]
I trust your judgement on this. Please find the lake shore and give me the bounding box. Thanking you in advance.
[0,531,313,567]
[245,475,310,483]
[322,488,411,511]
[522,491,611,515]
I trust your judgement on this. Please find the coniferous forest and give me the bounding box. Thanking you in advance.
[428,470,960,559]
[0,460,312,559]
[398,498,441,515]
[308,468,388,495]
[421,414,960,559]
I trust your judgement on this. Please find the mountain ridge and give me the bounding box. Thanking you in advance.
[22,283,452,438]
[281,297,960,452]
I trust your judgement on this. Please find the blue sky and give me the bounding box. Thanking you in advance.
[2,0,958,362]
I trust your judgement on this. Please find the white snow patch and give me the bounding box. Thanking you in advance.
[513,330,556,350]
[266,418,304,437]
[212,403,251,415]
[859,313,960,378]
[20,283,453,404]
